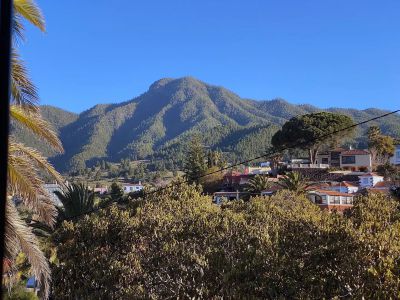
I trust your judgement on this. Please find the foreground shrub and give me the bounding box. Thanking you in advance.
[52,185,400,299]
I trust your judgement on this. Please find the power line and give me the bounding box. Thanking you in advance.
[65,109,400,221]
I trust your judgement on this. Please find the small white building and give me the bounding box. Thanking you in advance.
[122,182,144,193]
[339,150,372,171]
[93,187,108,194]
[358,173,384,188]
[390,144,400,165]
[244,165,271,175]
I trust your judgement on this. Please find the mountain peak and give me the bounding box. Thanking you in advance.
[148,76,207,91]
[148,78,175,90]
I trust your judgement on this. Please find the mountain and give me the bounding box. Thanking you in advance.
[11,77,400,172]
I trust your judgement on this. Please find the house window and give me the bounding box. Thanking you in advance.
[396,150,400,159]
[342,156,355,164]
[314,195,323,204]
[329,196,340,204]
[322,158,329,164]
[343,197,353,205]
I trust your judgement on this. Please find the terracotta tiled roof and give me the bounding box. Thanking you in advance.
[373,181,392,188]
[341,149,370,155]
[332,181,359,187]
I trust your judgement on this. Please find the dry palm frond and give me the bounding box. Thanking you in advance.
[9,141,64,183]
[5,197,51,299]
[12,14,25,42]
[8,141,63,226]
[13,0,45,32]
[10,105,64,152]
[11,50,39,109]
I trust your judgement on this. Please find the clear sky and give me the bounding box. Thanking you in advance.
[20,0,400,113]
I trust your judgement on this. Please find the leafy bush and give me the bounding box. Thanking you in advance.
[52,184,400,299]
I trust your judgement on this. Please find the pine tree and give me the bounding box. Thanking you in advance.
[184,136,207,184]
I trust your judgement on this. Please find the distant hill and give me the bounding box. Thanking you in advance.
[11,77,400,172]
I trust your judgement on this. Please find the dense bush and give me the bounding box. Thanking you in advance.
[52,184,400,299]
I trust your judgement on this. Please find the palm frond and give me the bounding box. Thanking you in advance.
[9,141,64,183]
[8,153,58,226]
[10,105,64,152]
[5,197,51,299]
[11,49,39,109]
[54,183,96,219]
[13,0,45,32]
[12,14,25,42]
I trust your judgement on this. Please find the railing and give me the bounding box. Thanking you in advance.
[288,164,330,169]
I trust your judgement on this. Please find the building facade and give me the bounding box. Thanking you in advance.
[390,144,400,165]
[308,189,354,211]
[122,183,144,193]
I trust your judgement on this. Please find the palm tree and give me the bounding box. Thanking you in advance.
[5,1,63,298]
[277,171,313,195]
[54,183,96,220]
[12,0,45,110]
[245,175,272,194]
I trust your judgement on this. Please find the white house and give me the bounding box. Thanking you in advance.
[339,150,372,171]
[315,149,372,170]
[390,144,400,165]
[358,173,384,188]
[307,189,355,211]
[122,182,144,193]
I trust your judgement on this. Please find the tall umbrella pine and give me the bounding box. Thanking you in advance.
[272,112,355,164]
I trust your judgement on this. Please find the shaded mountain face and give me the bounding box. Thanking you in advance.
[12,77,400,172]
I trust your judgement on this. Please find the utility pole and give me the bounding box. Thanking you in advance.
[0,0,12,284]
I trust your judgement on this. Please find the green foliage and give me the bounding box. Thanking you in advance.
[272,112,355,163]
[109,182,124,201]
[52,184,400,299]
[3,284,39,300]
[54,183,96,219]
[368,125,396,165]
[183,135,207,184]
[277,171,313,195]
[245,174,271,194]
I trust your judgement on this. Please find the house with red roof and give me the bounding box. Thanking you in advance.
[307,189,355,212]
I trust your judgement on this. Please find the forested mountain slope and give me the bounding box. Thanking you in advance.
[11,77,400,172]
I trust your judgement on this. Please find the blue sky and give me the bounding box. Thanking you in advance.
[20,0,400,113]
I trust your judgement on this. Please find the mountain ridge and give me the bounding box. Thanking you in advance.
[12,77,400,172]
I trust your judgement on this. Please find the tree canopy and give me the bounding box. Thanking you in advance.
[367,126,395,165]
[52,184,400,299]
[272,112,355,163]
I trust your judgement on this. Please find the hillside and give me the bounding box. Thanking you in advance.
[11,77,400,172]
